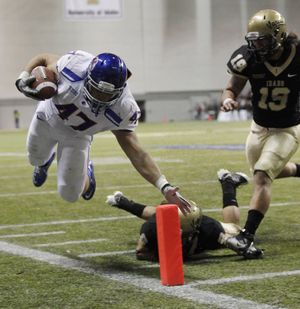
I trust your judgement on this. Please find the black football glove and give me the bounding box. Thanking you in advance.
[15,71,39,100]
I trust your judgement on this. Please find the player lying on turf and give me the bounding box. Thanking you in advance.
[106,169,264,261]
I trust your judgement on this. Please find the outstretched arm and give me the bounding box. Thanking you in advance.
[23,53,59,75]
[113,130,162,185]
[112,130,192,215]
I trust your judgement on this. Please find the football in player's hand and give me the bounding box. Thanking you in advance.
[31,66,57,100]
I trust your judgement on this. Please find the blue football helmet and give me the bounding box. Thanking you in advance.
[83,53,127,115]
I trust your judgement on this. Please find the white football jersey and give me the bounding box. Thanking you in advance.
[36,50,140,136]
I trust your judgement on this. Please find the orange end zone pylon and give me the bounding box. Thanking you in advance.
[156,204,184,286]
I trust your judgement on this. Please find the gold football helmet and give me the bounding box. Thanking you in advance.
[178,201,202,233]
[246,9,287,60]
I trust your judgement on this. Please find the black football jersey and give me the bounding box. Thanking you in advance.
[227,43,300,128]
[193,215,224,252]
[140,214,224,260]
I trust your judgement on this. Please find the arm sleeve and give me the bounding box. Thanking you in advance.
[115,86,141,131]
[119,104,141,131]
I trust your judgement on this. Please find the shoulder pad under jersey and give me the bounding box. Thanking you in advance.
[57,50,94,82]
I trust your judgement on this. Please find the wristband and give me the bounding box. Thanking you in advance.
[16,71,30,92]
[18,71,30,80]
[155,175,169,192]
[223,98,235,105]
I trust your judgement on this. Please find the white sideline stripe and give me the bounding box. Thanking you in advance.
[79,250,135,257]
[0,241,283,309]
[204,201,300,213]
[0,201,299,231]
[33,238,107,247]
[0,231,65,238]
[0,216,134,230]
[188,270,300,287]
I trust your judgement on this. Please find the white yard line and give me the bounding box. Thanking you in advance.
[204,201,300,212]
[0,215,134,230]
[0,156,183,171]
[79,250,135,257]
[0,153,27,157]
[92,157,184,165]
[0,191,58,197]
[0,241,284,309]
[94,131,206,139]
[135,258,222,269]
[0,183,157,197]
[93,129,249,139]
[188,270,300,287]
[0,175,30,180]
[0,201,298,231]
[0,178,246,196]
[0,231,65,238]
[33,238,107,247]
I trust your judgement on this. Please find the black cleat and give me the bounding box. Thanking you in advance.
[242,242,264,259]
[33,152,56,187]
[217,169,249,188]
[225,229,263,259]
[225,229,254,255]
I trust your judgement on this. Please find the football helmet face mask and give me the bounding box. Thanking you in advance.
[83,53,127,116]
[245,9,287,61]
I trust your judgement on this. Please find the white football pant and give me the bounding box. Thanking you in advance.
[27,112,92,202]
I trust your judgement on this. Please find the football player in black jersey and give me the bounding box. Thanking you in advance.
[106,169,263,261]
[220,9,300,256]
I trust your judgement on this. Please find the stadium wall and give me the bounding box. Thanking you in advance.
[0,90,221,129]
[1,0,299,128]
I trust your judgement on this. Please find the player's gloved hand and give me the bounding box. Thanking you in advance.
[15,71,39,100]
[106,191,124,206]
[162,185,192,216]
[220,98,239,112]
[155,175,192,216]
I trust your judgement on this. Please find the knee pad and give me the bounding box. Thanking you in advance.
[58,184,82,203]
